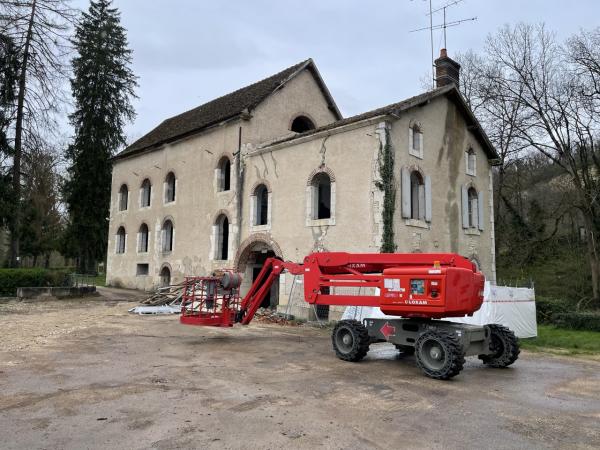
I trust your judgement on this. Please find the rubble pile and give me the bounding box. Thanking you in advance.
[254,308,297,325]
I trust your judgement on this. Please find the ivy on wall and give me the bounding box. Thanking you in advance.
[376,126,396,253]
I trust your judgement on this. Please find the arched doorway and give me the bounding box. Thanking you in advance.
[160,265,171,287]
[235,235,283,310]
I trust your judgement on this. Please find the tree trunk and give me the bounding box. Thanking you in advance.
[9,0,37,268]
[582,213,600,302]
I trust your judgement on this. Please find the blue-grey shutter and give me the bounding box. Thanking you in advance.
[478,191,485,231]
[401,167,411,219]
[461,185,469,228]
[424,175,432,222]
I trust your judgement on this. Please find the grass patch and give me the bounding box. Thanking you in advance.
[93,273,106,287]
[521,325,600,356]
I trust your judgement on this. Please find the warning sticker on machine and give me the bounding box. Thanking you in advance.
[384,278,401,292]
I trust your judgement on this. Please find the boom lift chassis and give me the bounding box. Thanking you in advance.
[180,252,519,379]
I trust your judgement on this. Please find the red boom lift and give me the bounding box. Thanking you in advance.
[180,252,519,379]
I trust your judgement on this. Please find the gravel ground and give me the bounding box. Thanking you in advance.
[0,287,599,450]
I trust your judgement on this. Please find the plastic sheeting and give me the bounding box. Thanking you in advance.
[341,282,537,338]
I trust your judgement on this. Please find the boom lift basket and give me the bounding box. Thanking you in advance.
[180,273,242,327]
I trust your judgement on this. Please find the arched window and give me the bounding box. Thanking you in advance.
[165,172,176,203]
[138,223,149,253]
[118,184,128,211]
[410,171,425,220]
[141,178,152,207]
[468,187,478,228]
[466,148,476,175]
[116,226,126,254]
[312,172,331,219]
[254,184,269,226]
[160,266,171,287]
[162,219,174,252]
[291,115,315,133]
[215,214,229,260]
[217,156,231,192]
[409,124,423,158]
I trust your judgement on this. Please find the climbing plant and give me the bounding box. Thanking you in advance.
[376,127,396,253]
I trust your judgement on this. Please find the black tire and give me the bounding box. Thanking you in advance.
[332,320,370,362]
[415,330,465,380]
[479,324,520,368]
[394,344,415,355]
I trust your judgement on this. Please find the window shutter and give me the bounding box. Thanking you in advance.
[424,175,432,222]
[401,167,411,219]
[461,185,469,229]
[478,191,485,231]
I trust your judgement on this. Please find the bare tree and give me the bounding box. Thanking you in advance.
[483,24,600,301]
[0,0,75,267]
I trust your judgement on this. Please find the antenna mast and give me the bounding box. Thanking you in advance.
[410,0,477,88]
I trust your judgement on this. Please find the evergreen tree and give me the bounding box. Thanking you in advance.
[64,0,137,272]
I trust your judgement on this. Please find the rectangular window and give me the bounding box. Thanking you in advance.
[136,263,149,276]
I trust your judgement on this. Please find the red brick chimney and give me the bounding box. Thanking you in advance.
[435,48,461,88]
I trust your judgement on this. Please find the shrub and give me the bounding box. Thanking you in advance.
[0,268,72,296]
[553,312,600,332]
[535,296,571,324]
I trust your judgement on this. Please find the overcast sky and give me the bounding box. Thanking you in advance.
[71,0,600,144]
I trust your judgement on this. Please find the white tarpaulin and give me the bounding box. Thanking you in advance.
[342,282,537,338]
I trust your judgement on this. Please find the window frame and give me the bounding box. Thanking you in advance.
[140,178,152,208]
[138,223,149,253]
[118,184,128,211]
[115,226,126,254]
[408,124,424,159]
[216,156,232,192]
[466,148,477,176]
[164,172,176,203]
[306,168,336,227]
[161,219,174,253]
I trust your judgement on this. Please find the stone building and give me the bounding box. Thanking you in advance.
[107,51,498,320]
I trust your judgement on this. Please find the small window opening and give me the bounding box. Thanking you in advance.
[162,220,174,252]
[411,125,422,152]
[467,148,476,175]
[468,187,478,228]
[138,223,149,253]
[215,215,229,260]
[291,115,315,133]
[217,157,231,191]
[136,263,149,276]
[165,172,176,203]
[312,172,331,219]
[160,266,171,287]
[116,226,126,254]
[118,184,128,211]
[254,184,269,226]
[410,171,425,220]
[141,179,152,207]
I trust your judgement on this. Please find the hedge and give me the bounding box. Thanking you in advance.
[535,297,572,324]
[0,268,71,297]
[553,312,600,332]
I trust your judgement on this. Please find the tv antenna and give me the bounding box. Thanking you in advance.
[409,0,477,88]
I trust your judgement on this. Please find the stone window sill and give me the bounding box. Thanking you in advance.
[466,171,476,177]
[464,228,481,236]
[250,224,271,232]
[306,217,335,227]
[409,150,423,160]
[405,219,429,229]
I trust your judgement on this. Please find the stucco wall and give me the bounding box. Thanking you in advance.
[106,68,339,290]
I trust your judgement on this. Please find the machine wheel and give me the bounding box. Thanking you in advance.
[332,320,370,362]
[415,330,465,380]
[479,324,520,368]
[394,344,415,356]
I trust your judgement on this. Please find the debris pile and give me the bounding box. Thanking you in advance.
[129,284,184,315]
[140,283,185,306]
[254,308,297,325]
